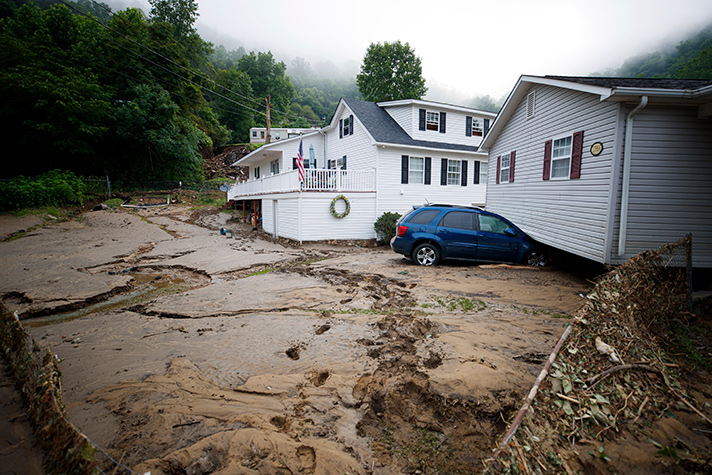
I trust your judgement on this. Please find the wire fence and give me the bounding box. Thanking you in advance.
[82,177,227,198]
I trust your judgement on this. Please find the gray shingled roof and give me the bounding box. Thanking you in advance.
[342,98,480,153]
[545,76,712,90]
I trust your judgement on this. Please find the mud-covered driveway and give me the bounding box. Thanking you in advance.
[0,206,593,474]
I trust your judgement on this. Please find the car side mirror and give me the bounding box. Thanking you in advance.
[504,228,517,237]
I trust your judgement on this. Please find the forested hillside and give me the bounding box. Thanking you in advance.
[606,23,712,79]
[0,0,357,180]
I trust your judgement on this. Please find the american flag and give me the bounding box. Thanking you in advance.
[296,136,305,182]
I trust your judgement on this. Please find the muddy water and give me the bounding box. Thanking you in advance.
[24,271,199,327]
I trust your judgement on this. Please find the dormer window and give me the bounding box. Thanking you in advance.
[419,109,446,133]
[472,119,483,136]
[426,111,439,131]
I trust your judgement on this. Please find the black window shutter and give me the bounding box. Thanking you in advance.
[465,116,472,137]
[543,140,552,180]
[401,156,409,184]
[424,157,431,185]
[570,131,584,179]
[339,119,343,138]
[342,155,347,170]
[349,115,354,135]
[461,160,468,186]
[419,109,426,130]
[473,161,480,184]
[440,159,448,185]
[439,112,446,133]
[496,156,501,184]
[509,151,516,183]
[483,119,490,137]
[292,158,297,169]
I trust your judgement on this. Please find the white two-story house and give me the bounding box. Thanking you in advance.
[227,98,495,242]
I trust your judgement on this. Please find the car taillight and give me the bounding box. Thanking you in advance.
[397,225,408,237]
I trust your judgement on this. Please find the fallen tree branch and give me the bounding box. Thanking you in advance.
[586,364,661,388]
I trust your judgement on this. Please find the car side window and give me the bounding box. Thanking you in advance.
[408,209,440,225]
[478,214,511,234]
[439,211,475,230]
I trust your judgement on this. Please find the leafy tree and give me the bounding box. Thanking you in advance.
[209,44,246,71]
[237,51,295,123]
[356,40,427,102]
[467,95,501,113]
[148,0,197,37]
[207,68,255,143]
[114,84,208,180]
[0,3,112,177]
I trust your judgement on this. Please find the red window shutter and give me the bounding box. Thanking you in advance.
[496,156,501,184]
[543,140,552,180]
[509,151,516,183]
[570,131,584,179]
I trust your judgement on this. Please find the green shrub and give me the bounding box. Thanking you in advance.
[374,211,402,245]
[0,170,86,211]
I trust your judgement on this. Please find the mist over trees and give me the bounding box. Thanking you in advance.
[0,0,357,180]
[2,0,709,182]
[596,23,712,79]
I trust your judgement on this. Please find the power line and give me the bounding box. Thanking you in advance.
[66,0,320,126]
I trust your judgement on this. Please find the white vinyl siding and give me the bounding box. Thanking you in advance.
[376,148,487,215]
[610,105,712,267]
[486,85,620,263]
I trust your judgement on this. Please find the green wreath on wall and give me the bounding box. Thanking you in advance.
[329,194,351,219]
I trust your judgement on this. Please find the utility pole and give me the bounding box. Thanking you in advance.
[265,95,271,144]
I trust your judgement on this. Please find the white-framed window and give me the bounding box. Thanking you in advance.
[426,111,439,131]
[252,130,257,138]
[409,156,425,184]
[480,161,488,184]
[500,153,510,183]
[342,116,351,135]
[551,135,572,179]
[472,119,483,137]
[447,159,461,185]
[260,131,265,139]
[328,157,346,170]
[270,159,279,175]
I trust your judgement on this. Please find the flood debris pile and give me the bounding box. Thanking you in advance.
[491,236,712,473]
[0,302,97,474]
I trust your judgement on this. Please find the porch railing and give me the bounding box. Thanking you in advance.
[228,169,375,199]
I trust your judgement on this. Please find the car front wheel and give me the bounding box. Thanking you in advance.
[412,243,440,266]
[525,249,548,267]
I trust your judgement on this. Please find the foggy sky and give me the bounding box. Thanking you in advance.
[109,0,712,104]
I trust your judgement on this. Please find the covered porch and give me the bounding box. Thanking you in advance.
[227,168,376,200]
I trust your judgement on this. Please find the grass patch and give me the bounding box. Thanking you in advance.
[103,198,124,207]
[247,267,274,277]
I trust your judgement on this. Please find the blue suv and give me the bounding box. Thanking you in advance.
[390,205,547,266]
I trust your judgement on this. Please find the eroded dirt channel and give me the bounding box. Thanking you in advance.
[0,206,592,474]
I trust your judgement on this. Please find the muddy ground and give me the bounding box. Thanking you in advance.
[0,205,597,474]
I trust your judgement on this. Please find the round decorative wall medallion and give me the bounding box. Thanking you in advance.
[590,142,604,156]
